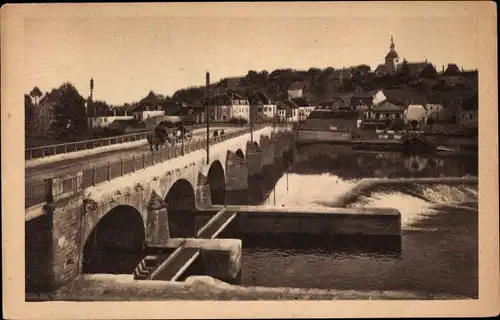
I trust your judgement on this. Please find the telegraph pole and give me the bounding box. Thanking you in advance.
[273,98,276,133]
[249,84,254,142]
[181,105,185,156]
[205,71,210,165]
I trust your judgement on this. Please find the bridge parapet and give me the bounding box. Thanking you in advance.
[25,125,270,209]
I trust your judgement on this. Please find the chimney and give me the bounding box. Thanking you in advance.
[90,78,94,102]
[442,65,445,74]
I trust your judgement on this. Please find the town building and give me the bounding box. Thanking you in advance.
[349,92,375,119]
[374,36,438,82]
[277,99,315,123]
[372,99,405,121]
[180,103,206,124]
[370,88,428,128]
[461,94,478,127]
[210,91,250,122]
[88,115,134,129]
[319,97,349,111]
[131,105,166,121]
[374,35,400,76]
[297,108,361,142]
[250,91,277,120]
[437,64,478,90]
[287,81,308,99]
[427,90,477,126]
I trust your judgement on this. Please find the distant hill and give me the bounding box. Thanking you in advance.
[168,65,419,104]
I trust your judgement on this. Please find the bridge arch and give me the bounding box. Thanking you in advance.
[208,160,226,205]
[235,148,245,160]
[165,179,196,238]
[82,205,145,274]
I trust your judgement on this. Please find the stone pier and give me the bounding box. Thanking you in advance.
[246,141,264,204]
[225,150,249,205]
[26,172,85,292]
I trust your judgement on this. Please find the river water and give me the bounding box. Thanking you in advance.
[240,144,478,298]
[55,144,478,300]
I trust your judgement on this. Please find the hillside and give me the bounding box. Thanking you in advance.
[169,64,459,106]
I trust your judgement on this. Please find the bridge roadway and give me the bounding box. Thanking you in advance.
[25,127,240,185]
[135,208,238,281]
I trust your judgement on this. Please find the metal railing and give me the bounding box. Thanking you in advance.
[25,131,151,161]
[25,124,290,209]
[24,123,259,161]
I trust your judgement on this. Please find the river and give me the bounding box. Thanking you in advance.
[53,143,478,300]
[240,144,478,298]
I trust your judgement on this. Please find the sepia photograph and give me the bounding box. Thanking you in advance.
[2,2,498,319]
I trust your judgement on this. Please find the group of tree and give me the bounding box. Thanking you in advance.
[25,83,88,140]
[166,63,445,105]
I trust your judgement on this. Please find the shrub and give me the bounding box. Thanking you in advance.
[229,117,248,125]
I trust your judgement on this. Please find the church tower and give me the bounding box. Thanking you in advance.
[385,35,399,74]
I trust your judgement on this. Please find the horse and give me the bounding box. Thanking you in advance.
[146,122,174,152]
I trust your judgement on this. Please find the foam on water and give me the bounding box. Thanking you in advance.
[418,184,478,205]
[262,173,358,208]
[263,172,478,232]
[348,191,438,230]
[347,183,478,230]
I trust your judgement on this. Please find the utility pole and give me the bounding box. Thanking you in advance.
[249,84,254,142]
[205,71,210,165]
[181,105,185,156]
[273,102,276,133]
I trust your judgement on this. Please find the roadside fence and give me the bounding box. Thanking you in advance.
[25,124,290,208]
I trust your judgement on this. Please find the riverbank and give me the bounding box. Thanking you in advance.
[29,274,467,301]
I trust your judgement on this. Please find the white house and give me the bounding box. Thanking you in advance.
[132,105,166,121]
[211,92,250,122]
[277,108,287,122]
[425,104,444,122]
[252,91,277,120]
[88,116,134,129]
[277,99,316,123]
[403,104,427,123]
[287,81,307,99]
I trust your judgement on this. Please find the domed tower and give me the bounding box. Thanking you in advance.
[385,35,399,74]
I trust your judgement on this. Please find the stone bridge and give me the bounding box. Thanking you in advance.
[25,126,295,292]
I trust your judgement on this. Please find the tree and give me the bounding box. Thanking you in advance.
[395,59,410,86]
[377,73,394,89]
[50,82,86,139]
[258,70,269,85]
[244,70,260,87]
[29,86,43,106]
[97,101,113,116]
[354,64,371,75]
[24,94,35,136]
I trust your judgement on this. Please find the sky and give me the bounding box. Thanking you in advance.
[23,3,481,106]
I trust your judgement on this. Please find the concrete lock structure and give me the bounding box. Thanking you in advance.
[25,127,295,291]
